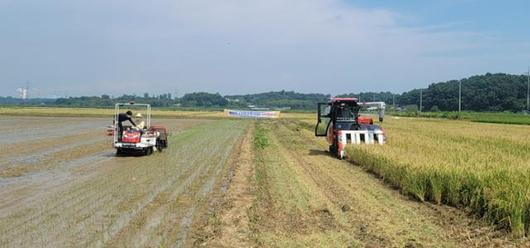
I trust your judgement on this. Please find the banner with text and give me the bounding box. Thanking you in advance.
[224,109,280,119]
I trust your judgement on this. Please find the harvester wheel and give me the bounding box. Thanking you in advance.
[156,139,164,152]
[329,145,336,153]
[144,147,153,156]
[116,148,123,156]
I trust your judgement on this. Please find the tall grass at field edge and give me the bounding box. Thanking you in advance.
[347,147,530,237]
[390,111,530,125]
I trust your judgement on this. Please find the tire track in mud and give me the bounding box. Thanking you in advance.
[0,119,246,247]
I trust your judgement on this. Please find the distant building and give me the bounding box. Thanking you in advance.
[17,86,28,100]
[251,107,270,111]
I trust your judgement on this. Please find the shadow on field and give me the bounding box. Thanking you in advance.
[308,149,330,157]
[114,150,153,157]
[103,152,119,158]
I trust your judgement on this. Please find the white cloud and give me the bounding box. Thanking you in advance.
[160,0,507,93]
[0,0,527,97]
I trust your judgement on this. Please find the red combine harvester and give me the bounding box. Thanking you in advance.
[315,97,386,159]
[109,103,168,156]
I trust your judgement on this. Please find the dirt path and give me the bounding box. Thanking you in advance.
[0,117,246,247]
[198,120,519,247]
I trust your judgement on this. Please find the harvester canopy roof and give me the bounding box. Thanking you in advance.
[331,97,358,103]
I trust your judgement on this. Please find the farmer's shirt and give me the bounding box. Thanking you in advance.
[118,113,136,127]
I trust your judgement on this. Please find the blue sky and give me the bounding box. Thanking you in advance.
[0,0,529,98]
[352,0,529,34]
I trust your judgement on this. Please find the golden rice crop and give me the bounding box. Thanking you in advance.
[346,117,530,236]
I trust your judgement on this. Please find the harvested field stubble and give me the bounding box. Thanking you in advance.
[346,117,530,236]
[243,120,500,247]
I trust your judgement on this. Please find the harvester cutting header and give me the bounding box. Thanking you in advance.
[315,97,386,159]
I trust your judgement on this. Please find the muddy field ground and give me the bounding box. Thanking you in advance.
[0,116,527,247]
[0,116,241,247]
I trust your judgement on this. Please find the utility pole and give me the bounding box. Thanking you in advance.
[527,66,529,113]
[458,80,462,116]
[419,89,423,114]
[392,94,396,110]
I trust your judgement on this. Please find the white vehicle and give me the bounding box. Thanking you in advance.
[111,103,168,156]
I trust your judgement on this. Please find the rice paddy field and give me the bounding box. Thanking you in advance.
[391,111,530,125]
[345,117,530,236]
[1,107,529,247]
[0,106,226,119]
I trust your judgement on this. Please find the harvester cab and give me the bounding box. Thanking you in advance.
[315,98,386,159]
[111,103,168,156]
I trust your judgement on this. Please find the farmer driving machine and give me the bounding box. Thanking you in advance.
[109,103,168,156]
[315,97,386,159]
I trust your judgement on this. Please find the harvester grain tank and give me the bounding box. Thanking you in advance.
[315,97,386,159]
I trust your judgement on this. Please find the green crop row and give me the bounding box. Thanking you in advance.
[253,124,270,150]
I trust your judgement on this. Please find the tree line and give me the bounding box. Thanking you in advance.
[339,73,528,112]
[398,73,528,112]
[2,73,528,111]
